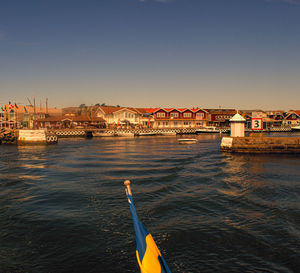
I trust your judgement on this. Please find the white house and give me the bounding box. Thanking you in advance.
[95,106,153,127]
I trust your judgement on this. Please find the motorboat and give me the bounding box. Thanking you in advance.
[161,131,177,136]
[178,138,197,144]
[136,132,159,136]
[93,130,116,137]
[116,132,135,137]
[291,125,300,131]
[196,126,221,133]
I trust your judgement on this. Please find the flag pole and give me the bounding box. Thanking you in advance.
[124,180,132,195]
[124,179,172,273]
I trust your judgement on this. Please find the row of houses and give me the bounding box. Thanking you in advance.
[242,110,300,128]
[1,105,300,129]
[32,107,300,129]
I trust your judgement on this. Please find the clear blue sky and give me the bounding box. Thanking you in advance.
[0,0,299,110]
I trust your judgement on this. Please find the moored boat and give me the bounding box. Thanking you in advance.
[93,130,116,137]
[136,132,159,136]
[178,138,197,144]
[161,131,177,136]
[116,132,135,137]
[196,126,221,133]
[291,125,300,131]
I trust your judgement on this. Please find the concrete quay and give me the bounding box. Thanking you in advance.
[221,134,300,154]
[48,128,203,138]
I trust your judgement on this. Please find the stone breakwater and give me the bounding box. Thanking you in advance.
[0,128,17,144]
[0,129,57,145]
[221,134,300,153]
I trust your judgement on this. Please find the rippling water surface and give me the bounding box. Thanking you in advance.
[1,134,300,273]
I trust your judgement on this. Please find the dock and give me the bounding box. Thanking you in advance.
[221,134,300,153]
[47,128,222,138]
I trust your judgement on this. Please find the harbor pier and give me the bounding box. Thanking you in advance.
[221,114,300,153]
[221,134,300,153]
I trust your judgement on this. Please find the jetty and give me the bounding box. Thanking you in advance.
[48,127,222,138]
[0,129,57,145]
[221,113,300,154]
[221,134,300,153]
[0,128,17,144]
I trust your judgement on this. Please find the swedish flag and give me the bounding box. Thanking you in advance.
[124,180,171,273]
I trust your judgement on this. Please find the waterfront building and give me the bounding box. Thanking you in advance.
[283,110,300,126]
[265,110,285,121]
[206,109,236,128]
[35,115,106,129]
[240,110,285,129]
[95,106,153,128]
[1,104,62,129]
[147,108,208,128]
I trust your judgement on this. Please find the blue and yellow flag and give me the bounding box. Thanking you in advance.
[125,180,171,273]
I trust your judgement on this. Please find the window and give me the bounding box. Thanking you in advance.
[170,112,179,118]
[183,112,192,118]
[157,112,165,118]
[196,113,204,117]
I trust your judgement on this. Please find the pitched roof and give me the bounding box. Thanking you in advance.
[285,111,300,118]
[230,113,246,122]
[98,106,142,115]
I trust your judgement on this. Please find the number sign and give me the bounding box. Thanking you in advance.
[251,118,263,130]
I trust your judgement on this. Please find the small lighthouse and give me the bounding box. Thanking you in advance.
[230,112,246,137]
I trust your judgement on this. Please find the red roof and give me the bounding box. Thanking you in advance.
[143,108,160,113]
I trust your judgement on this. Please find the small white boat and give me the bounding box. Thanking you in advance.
[196,126,220,133]
[178,138,197,144]
[136,132,158,136]
[161,131,177,136]
[117,132,135,137]
[93,131,116,137]
[291,125,300,131]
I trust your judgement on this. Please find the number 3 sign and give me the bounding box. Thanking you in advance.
[251,118,263,130]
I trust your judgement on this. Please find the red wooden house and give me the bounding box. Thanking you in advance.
[283,110,300,126]
[206,109,236,128]
[149,108,208,128]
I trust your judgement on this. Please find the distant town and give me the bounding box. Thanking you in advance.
[1,101,300,131]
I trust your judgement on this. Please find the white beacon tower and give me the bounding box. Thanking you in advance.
[230,112,246,137]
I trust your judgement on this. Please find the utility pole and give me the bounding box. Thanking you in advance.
[33,97,36,129]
